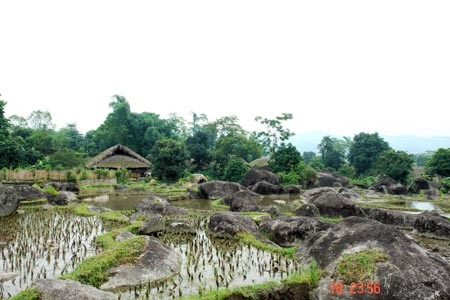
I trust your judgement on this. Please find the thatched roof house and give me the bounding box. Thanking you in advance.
[86,144,151,176]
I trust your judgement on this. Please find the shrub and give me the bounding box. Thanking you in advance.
[223,157,249,183]
[66,170,77,183]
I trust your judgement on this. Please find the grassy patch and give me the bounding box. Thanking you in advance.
[71,204,130,224]
[237,232,295,259]
[20,198,48,206]
[9,288,41,300]
[62,235,146,287]
[334,248,388,285]
[42,185,59,196]
[319,217,345,223]
[181,262,321,300]
[211,198,228,210]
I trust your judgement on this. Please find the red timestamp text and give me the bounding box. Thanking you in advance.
[331,281,381,295]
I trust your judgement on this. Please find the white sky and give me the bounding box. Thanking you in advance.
[1,1,449,137]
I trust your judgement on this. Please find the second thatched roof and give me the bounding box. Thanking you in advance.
[86,144,151,169]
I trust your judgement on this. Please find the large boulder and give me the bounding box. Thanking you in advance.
[363,207,419,227]
[133,196,188,218]
[306,189,365,218]
[190,174,208,184]
[338,187,364,202]
[294,203,320,217]
[199,181,247,199]
[408,178,430,194]
[229,195,260,212]
[296,217,450,300]
[369,177,397,194]
[301,187,336,202]
[51,191,78,206]
[386,183,408,195]
[424,188,441,200]
[4,184,49,201]
[100,236,181,290]
[413,211,450,238]
[314,171,348,188]
[0,186,19,217]
[223,190,262,206]
[34,279,116,300]
[44,182,80,194]
[260,216,331,247]
[285,185,301,195]
[251,182,285,195]
[209,212,259,236]
[139,214,165,235]
[240,169,280,187]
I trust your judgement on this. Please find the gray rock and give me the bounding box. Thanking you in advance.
[139,214,165,234]
[44,182,80,194]
[424,188,440,200]
[199,181,248,199]
[133,196,188,217]
[408,177,430,194]
[100,236,181,291]
[241,169,281,187]
[364,207,419,227]
[387,183,408,195]
[369,177,407,195]
[338,187,364,202]
[301,187,336,202]
[0,272,19,283]
[115,231,135,242]
[35,279,116,300]
[0,185,19,217]
[209,212,259,236]
[251,182,285,195]
[285,185,301,194]
[52,191,78,206]
[260,216,331,247]
[3,184,49,201]
[229,192,261,212]
[414,211,450,238]
[296,217,450,300]
[314,171,348,188]
[294,203,320,217]
[87,205,112,214]
[190,173,208,184]
[223,190,262,206]
[167,221,195,234]
[307,190,365,218]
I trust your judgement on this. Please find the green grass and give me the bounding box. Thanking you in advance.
[20,198,48,206]
[211,198,228,210]
[181,262,321,300]
[42,185,59,196]
[334,248,388,285]
[71,204,130,224]
[8,288,41,300]
[319,217,345,223]
[62,235,146,287]
[237,232,295,259]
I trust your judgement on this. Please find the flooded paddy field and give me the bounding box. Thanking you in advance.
[0,210,104,298]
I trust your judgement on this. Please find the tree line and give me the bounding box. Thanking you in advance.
[1,95,449,184]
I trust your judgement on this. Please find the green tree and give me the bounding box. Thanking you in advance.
[49,148,86,169]
[223,157,249,183]
[0,100,10,139]
[318,136,346,171]
[54,123,84,151]
[413,151,434,167]
[376,150,413,184]
[348,132,390,176]
[269,143,303,173]
[150,139,189,181]
[28,110,54,130]
[303,151,316,164]
[186,130,215,171]
[255,113,294,155]
[427,148,450,177]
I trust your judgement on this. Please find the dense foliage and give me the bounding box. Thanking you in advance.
[427,148,450,177]
[348,132,390,176]
[375,150,413,184]
[149,138,189,181]
[269,143,303,173]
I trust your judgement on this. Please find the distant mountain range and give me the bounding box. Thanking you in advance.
[289,131,450,154]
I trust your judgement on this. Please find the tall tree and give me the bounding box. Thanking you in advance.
[318,136,346,171]
[376,150,413,184]
[150,138,189,181]
[427,148,450,177]
[269,143,303,173]
[348,132,390,176]
[255,113,294,155]
[28,110,54,130]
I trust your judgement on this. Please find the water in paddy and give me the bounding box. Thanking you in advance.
[85,194,146,211]
[0,211,104,298]
[118,218,300,300]
[408,201,437,211]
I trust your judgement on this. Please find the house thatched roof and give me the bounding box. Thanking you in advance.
[86,144,151,169]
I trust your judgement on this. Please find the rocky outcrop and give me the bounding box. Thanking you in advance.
[251,182,285,195]
[199,181,247,199]
[240,169,280,187]
[4,184,50,201]
[43,182,80,194]
[166,220,195,234]
[424,188,441,200]
[133,196,188,219]
[285,185,301,195]
[34,279,116,300]
[100,236,181,291]
[414,211,450,238]
[209,212,259,236]
[0,186,19,217]
[338,187,364,202]
[260,216,331,247]
[305,189,365,218]
[115,232,134,242]
[296,217,450,300]
[369,177,408,195]
[386,183,408,195]
[229,195,260,212]
[139,214,165,235]
[223,190,262,206]
[408,178,430,194]
[190,174,208,184]
[294,203,320,217]
[363,207,418,227]
[51,191,78,206]
[314,172,348,188]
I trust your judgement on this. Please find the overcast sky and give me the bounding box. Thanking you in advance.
[1,1,449,137]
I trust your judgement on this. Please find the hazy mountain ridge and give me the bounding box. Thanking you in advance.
[290,131,450,154]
